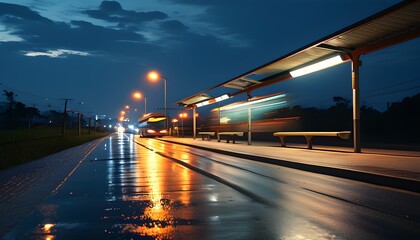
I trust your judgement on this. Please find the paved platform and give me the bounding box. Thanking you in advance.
[158,136,420,192]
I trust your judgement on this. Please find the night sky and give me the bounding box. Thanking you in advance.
[1,0,419,121]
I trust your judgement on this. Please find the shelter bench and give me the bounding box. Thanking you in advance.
[217,132,244,143]
[273,131,351,149]
[198,131,216,141]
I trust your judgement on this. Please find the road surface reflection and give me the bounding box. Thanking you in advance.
[102,134,198,239]
[4,133,419,239]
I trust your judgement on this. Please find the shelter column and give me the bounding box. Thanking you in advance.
[193,107,197,140]
[352,55,361,153]
[247,108,252,145]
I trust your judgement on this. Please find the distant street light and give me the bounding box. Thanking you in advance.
[172,118,179,137]
[132,91,142,99]
[132,91,147,115]
[147,70,167,129]
[179,112,187,137]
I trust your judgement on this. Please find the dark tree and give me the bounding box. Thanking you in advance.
[3,90,17,112]
[382,93,420,142]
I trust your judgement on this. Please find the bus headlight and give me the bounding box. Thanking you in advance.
[147,129,156,133]
[159,130,167,133]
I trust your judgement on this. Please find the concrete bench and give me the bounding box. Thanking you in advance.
[217,132,244,143]
[273,131,351,149]
[198,131,216,141]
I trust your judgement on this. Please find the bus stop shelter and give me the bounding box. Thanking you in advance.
[176,0,420,152]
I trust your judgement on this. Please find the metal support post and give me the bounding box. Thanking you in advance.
[248,108,252,145]
[88,117,91,135]
[144,97,147,115]
[78,113,81,136]
[193,107,196,139]
[352,55,361,153]
[164,77,167,129]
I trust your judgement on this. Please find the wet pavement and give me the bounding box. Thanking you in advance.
[161,136,420,184]
[1,134,285,239]
[1,133,420,239]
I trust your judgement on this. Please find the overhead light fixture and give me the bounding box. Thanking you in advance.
[289,54,344,78]
[195,94,230,108]
[215,94,230,102]
[220,93,286,111]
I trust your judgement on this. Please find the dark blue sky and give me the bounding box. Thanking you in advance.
[0,0,419,120]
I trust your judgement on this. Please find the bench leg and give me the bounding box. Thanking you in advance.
[201,135,204,140]
[279,137,286,147]
[305,136,313,149]
[207,135,211,141]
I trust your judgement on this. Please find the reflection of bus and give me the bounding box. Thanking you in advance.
[138,113,168,137]
[201,92,300,133]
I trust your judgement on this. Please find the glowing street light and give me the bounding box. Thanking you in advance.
[132,91,147,115]
[132,91,142,99]
[147,71,160,82]
[147,70,167,129]
[179,112,187,137]
[172,118,179,137]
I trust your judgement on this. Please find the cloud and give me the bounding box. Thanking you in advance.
[83,1,168,24]
[0,2,52,23]
[23,49,90,58]
[0,24,24,42]
[0,2,151,58]
[159,20,188,32]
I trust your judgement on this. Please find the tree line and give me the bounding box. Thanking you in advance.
[0,90,80,129]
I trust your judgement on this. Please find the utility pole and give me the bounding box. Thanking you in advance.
[78,112,82,136]
[88,117,91,135]
[61,99,72,136]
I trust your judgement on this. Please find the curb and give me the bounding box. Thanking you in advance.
[157,138,420,194]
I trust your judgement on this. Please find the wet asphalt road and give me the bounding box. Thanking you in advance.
[3,133,420,239]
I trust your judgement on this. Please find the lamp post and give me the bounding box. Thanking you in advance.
[147,71,167,129]
[172,119,178,137]
[132,91,147,115]
[179,112,187,137]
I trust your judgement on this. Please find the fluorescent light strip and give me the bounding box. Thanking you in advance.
[215,94,229,102]
[289,55,344,78]
[196,94,230,108]
[221,94,286,111]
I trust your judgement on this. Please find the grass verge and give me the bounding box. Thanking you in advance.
[0,127,111,170]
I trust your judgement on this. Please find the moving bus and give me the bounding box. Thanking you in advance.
[137,112,168,137]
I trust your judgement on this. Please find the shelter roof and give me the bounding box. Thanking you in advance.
[176,0,420,108]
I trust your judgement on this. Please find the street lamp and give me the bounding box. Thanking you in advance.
[179,112,187,137]
[132,91,147,115]
[147,70,167,128]
[172,119,179,137]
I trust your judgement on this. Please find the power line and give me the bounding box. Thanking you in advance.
[0,82,60,101]
[364,77,420,93]
[364,85,420,99]
[0,83,85,112]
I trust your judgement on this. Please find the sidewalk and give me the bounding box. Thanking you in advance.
[158,136,420,192]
